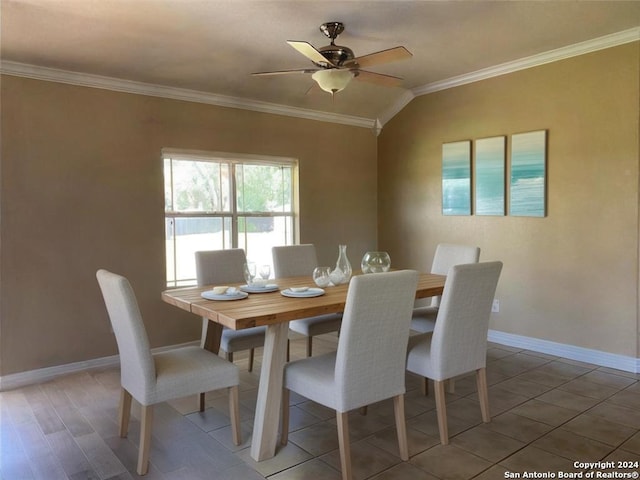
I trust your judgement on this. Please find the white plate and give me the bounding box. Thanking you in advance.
[240,284,279,293]
[201,290,249,301]
[281,287,325,298]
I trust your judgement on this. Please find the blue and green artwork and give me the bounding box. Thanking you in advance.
[510,130,547,217]
[442,141,471,216]
[475,136,505,216]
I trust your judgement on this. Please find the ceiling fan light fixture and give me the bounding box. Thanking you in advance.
[312,69,354,94]
[253,22,411,95]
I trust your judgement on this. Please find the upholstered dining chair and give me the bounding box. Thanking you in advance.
[272,244,342,358]
[406,261,502,446]
[96,269,241,475]
[281,270,419,480]
[412,243,480,395]
[411,243,481,334]
[195,249,266,373]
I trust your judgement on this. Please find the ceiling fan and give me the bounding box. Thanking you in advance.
[252,21,412,96]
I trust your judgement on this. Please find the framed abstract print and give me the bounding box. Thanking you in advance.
[442,140,471,216]
[510,130,547,217]
[475,136,506,216]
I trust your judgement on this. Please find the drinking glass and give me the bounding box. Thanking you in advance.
[243,262,257,285]
[313,266,332,287]
[259,264,271,280]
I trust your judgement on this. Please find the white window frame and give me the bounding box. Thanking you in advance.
[163,148,299,287]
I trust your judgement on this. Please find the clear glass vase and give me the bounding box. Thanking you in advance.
[330,244,352,285]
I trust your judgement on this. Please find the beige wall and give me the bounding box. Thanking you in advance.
[0,76,378,375]
[3,42,638,377]
[379,43,640,357]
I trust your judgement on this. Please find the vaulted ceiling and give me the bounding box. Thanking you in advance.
[2,1,639,127]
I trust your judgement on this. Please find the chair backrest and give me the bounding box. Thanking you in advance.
[272,244,318,278]
[430,261,503,380]
[96,269,155,398]
[430,243,481,307]
[334,270,419,412]
[195,249,247,286]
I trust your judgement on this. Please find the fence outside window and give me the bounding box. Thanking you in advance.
[163,149,298,287]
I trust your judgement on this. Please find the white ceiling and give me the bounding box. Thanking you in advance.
[2,0,640,125]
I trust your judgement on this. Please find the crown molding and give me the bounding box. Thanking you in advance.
[0,61,376,130]
[411,27,640,98]
[3,27,638,133]
[376,90,415,132]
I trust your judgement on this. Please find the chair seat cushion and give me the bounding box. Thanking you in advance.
[284,352,339,409]
[220,326,266,353]
[288,314,342,336]
[410,306,437,333]
[141,346,239,405]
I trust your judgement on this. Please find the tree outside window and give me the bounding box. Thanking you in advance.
[164,150,297,287]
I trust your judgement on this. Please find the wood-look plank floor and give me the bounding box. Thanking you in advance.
[2,334,640,480]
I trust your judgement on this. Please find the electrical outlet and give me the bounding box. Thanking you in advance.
[492,299,500,313]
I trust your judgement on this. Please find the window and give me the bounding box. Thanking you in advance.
[164,149,298,287]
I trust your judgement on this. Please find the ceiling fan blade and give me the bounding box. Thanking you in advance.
[252,68,318,76]
[353,46,412,69]
[286,40,335,67]
[353,70,404,88]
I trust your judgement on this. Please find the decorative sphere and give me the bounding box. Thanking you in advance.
[361,252,391,274]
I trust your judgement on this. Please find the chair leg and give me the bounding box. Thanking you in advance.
[199,392,205,412]
[393,394,409,461]
[336,411,352,480]
[476,368,491,423]
[286,339,290,362]
[434,380,449,445]
[137,404,153,475]
[447,378,456,394]
[248,348,255,372]
[118,388,132,437]
[229,385,242,446]
[306,336,313,357]
[280,388,290,445]
[421,377,429,396]
[226,351,234,363]
[200,317,208,349]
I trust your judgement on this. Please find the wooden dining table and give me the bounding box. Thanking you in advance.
[161,271,446,462]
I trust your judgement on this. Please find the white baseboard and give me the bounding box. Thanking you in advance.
[0,341,200,392]
[2,333,638,391]
[488,330,639,373]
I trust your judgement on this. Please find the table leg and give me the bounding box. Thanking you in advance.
[251,322,289,461]
[200,319,224,411]
[201,318,223,354]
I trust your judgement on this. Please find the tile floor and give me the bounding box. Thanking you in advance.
[2,334,640,480]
